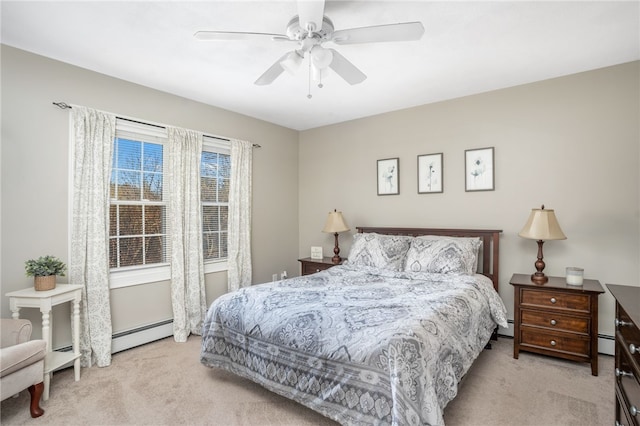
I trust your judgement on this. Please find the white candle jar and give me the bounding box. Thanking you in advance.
[566,267,584,285]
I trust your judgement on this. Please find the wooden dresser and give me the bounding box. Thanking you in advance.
[298,257,341,276]
[607,284,640,426]
[510,273,604,376]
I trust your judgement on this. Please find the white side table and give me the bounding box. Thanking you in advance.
[6,284,83,401]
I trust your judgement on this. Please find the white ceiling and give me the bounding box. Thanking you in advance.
[2,1,639,131]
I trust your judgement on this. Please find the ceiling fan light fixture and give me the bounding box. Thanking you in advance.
[310,45,333,69]
[280,50,304,75]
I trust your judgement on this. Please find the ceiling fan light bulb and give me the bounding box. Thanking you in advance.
[310,46,333,69]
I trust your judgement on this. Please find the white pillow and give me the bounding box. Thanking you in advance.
[348,233,413,271]
[404,236,481,275]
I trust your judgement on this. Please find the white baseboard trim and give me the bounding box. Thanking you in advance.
[111,320,174,354]
[501,320,615,356]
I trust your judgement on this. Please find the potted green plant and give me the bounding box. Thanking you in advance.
[25,255,67,291]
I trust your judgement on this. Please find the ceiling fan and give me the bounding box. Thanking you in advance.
[194,0,424,93]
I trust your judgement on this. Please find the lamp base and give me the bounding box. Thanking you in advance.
[530,240,548,284]
[531,272,548,285]
[331,232,343,264]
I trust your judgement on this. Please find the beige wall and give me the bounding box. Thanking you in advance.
[2,44,638,348]
[299,61,640,339]
[1,45,299,342]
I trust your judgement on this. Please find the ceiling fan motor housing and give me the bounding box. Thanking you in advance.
[286,15,334,41]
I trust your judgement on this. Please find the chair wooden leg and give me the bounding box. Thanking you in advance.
[27,382,45,418]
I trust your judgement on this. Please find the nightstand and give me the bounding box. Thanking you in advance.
[510,273,604,376]
[298,257,342,276]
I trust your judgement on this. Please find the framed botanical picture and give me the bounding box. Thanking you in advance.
[465,147,495,191]
[417,153,443,194]
[377,158,399,195]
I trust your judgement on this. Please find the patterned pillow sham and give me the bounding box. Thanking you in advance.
[404,236,481,275]
[416,235,482,272]
[347,233,413,271]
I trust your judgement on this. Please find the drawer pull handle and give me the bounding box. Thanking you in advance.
[631,344,638,355]
[630,405,638,417]
[615,368,634,378]
[550,319,557,326]
[615,318,631,327]
[550,297,557,304]
[550,340,557,346]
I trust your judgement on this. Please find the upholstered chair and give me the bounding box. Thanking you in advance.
[0,318,46,417]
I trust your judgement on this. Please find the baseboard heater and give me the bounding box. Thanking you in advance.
[111,319,174,354]
[55,319,174,355]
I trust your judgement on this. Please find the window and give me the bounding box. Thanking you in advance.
[201,138,231,263]
[108,120,231,286]
[109,120,169,275]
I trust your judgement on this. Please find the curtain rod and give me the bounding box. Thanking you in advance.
[53,102,261,148]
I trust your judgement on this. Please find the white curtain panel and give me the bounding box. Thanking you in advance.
[167,127,207,342]
[70,107,115,368]
[228,139,253,291]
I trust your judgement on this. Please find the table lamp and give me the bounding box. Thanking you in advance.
[518,205,566,284]
[322,209,350,264]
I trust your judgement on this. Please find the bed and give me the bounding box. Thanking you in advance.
[200,227,507,425]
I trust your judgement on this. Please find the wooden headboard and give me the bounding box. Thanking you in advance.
[356,227,502,291]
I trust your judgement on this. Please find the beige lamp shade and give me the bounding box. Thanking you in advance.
[518,206,566,241]
[322,210,350,234]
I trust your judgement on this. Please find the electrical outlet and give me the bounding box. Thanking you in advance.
[272,274,278,282]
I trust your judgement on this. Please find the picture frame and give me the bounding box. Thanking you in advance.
[310,246,323,260]
[465,147,495,191]
[377,158,400,195]
[417,153,443,194]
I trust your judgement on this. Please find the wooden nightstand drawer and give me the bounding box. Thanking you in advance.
[521,309,589,334]
[521,289,590,313]
[298,257,341,276]
[521,328,590,357]
[302,262,332,275]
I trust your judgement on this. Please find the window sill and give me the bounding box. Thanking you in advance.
[110,261,228,289]
[204,260,228,275]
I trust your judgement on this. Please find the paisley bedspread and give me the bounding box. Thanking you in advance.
[200,264,507,426]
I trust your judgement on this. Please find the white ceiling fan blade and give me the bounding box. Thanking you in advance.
[332,22,425,45]
[297,0,326,33]
[327,49,366,85]
[194,31,289,42]
[254,52,292,85]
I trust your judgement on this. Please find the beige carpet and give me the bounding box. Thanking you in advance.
[1,335,613,425]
